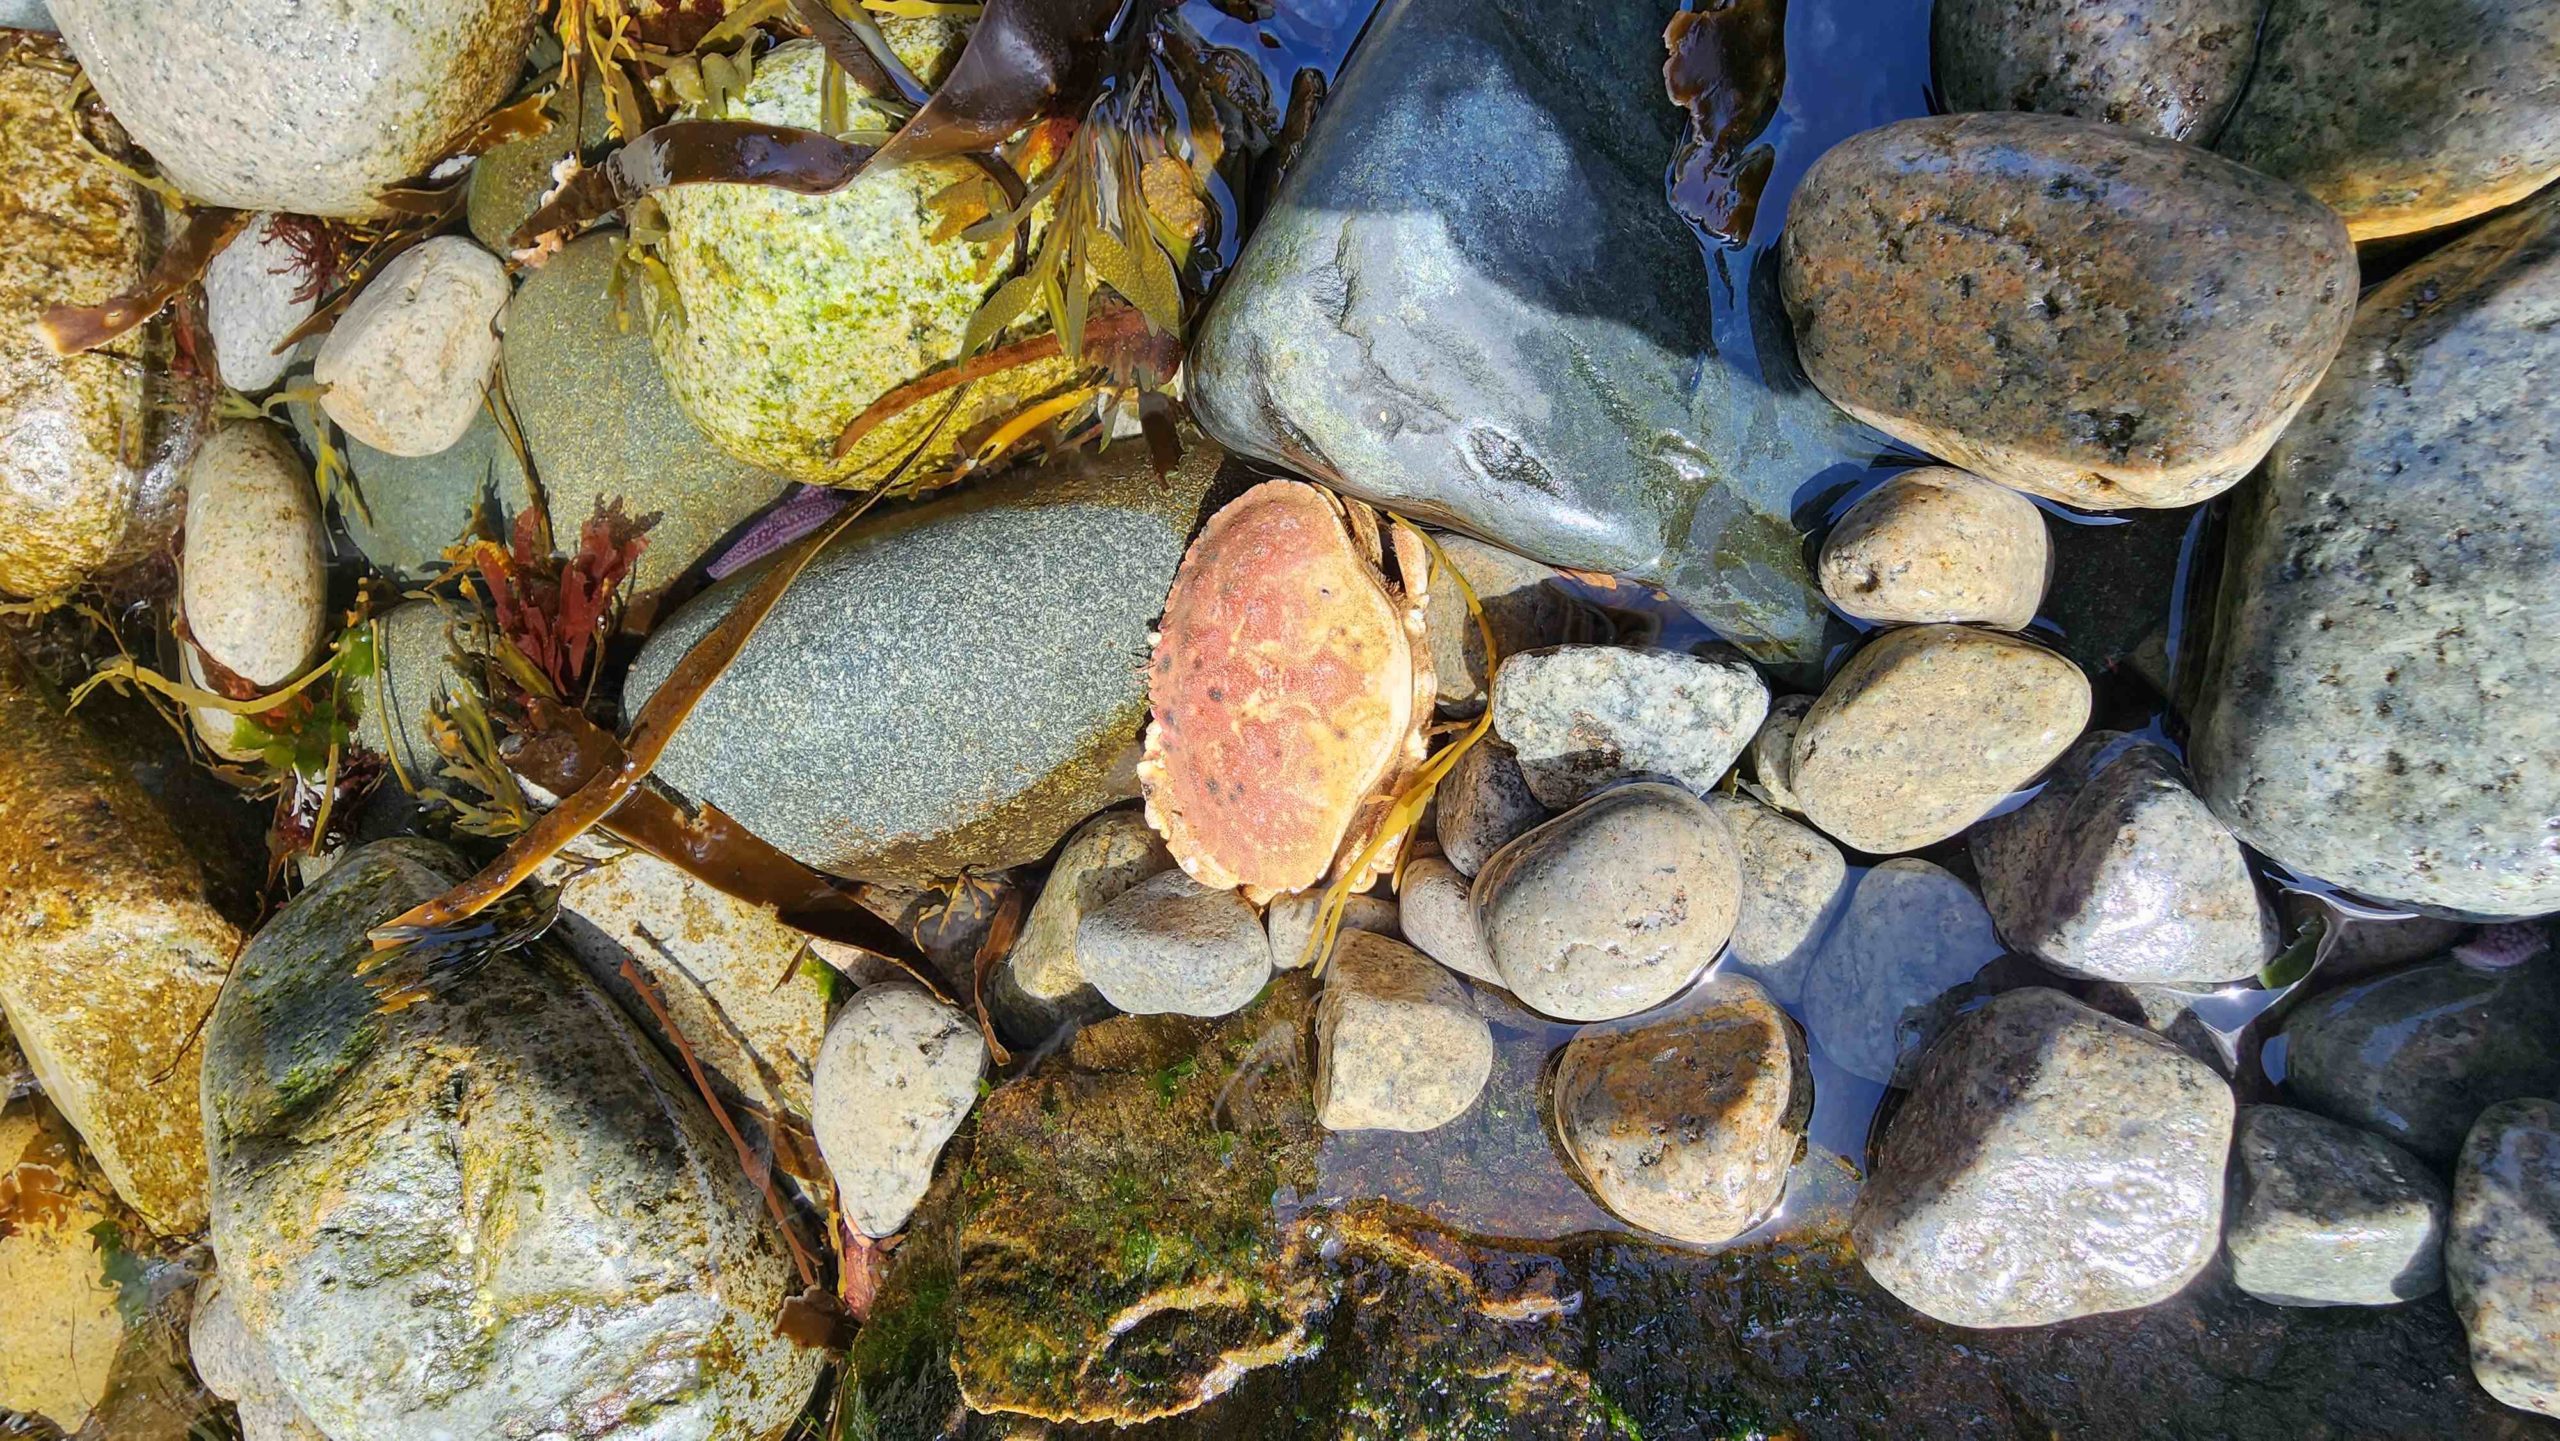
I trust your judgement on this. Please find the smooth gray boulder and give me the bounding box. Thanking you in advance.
[0,3,53,30]
[287,344,537,580]
[1853,988,2234,1328]
[2225,1105,2447,1308]
[1419,534,1600,716]
[1314,932,1492,1133]
[1188,0,1885,677]
[2280,957,2560,1164]
[1972,732,2274,984]
[1395,854,1500,985]
[627,444,1218,883]
[2190,193,2560,920]
[1078,868,1273,1019]
[201,839,820,1441]
[2450,1098,2560,1417]
[504,234,790,598]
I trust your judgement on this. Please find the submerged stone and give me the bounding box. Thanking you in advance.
[2188,193,2560,920]
[202,839,820,1441]
[287,348,537,580]
[1189,0,1886,676]
[625,443,1218,883]
[2279,957,2560,1165]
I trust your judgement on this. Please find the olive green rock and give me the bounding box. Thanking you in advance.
[626,442,1220,883]
[647,35,1077,488]
[1781,112,2357,510]
[203,838,822,1441]
[0,40,189,598]
[505,233,790,596]
[2280,956,2560,1165]
[2217,0,2560,242]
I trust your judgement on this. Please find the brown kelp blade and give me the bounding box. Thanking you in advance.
[787,0,911,104]
[40,207,248,356]
[831,300,1177,458]
[866,0,1133,172]
[511,121,877,250]
[1663,0,1789,245]
[369,488,887,948]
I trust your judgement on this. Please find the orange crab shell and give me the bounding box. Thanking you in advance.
[1138,479,1436,903]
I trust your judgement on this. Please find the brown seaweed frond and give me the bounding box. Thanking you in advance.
[360,881,563,1012]
[39,207,249,356]
[1301,523,1498,975]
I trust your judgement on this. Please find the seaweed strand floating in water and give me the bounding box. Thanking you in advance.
[1664,0,1789,246]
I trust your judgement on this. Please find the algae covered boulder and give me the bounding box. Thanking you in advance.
[626,441,1221,883]
[0,654,233,1235]
[647,35,1080,488]
[0,38,192,598]
[201,839,821,1441]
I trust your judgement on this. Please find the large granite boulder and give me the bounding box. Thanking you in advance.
[506,233,790,598]
[202,839,821,1441]
[0,655,233,1234]
[1189,0,1889,675]
[49,0,537,219]
[0,39,191,598]
[626,443,1218,882]
[1852,988,2233,1328]
[2279,956,2560,1165]
[2189,193,2560,920]
[2217,0,2560,242]
[1780,111,2356,510]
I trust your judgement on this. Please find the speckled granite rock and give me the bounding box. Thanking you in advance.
[1396,855,1500,986]
[2450,1097,2560,1417]
[2189,194,2560,920]
[205,214,319,393]
[49,0,535,219]
[1476,782,1740,1023]
[813,982,987,1238]
[0,40,190,598]
[203,839,821,1441]
[1934,0,2259,140]
[1706,795,1847,1007]
[1553,975,1809,1245]
[0,2,52,29]
[1491,645,1769,808]
[0,655,233,1235]
[1189,0,1883,675]
[505,233,789,597]
[1079,868,1273,1019]
[2281,958,2560,1165]
[1973,732,2273,984]
[648,35,1075,488]
[987,808,1170,1045]
[626,443,1217,883]
[1792,624,2090,854]
[289,381,532,585]
[1745,692,1812,813]
[1434,738,1548,878]
[1316,932,1491,1133]
[1854,988,2233,1328]
[2218,0,2560,241]
[1816,467,2049,629]
[1418,535,1598,715]
[315,236,509,457]
[1801,858,2005,1084]
[2225,1105,2447,1308]
[1780,112,2356,509]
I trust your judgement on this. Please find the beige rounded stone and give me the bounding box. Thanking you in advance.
[181,422,327,688]
[1395,854,1501,985]
[1552,975,1811,1245]
[1780,112,2357,509]
[813,982,988,1238]
[205,213,320,394]
[315,236,510,457]
[1745,692,1813,813]
[1817,467,2049,629]
[1314,931,1493,1133]
[1704,794,1848,1007]
[1792,624,2090,854]
[1474,782,1741,1022]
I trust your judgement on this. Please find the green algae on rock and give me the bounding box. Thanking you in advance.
[0,653,234,1236]
[0,38,190,599]
[203,838,822,1441]
[645,35,1082,489]
[505,232,790,598]
[624,440,1221,884]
